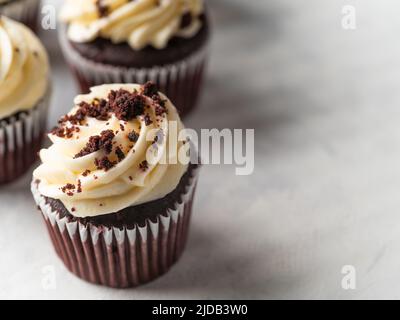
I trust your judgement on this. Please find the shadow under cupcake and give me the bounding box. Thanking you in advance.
[58,0,210,117]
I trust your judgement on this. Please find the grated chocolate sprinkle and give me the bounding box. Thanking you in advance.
[51,126,75,138]
[61,183,75,196]
[77,179,82,193]
[112,90,146,121]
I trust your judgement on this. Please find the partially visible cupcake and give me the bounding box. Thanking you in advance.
[0,16,50,185]
[32,82,199,288]
[0,0,41,31]
[58,0,210,117]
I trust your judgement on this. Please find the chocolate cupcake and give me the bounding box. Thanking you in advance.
[32,82,199,288]
[58,0,210,117]
[0,0,41,31]
[0,16,50,185]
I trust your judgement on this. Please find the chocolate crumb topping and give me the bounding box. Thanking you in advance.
[95,156,116,171]
[143,81,159,97]
[115,147,125,162]
[60,108,81,126]
[49,83,174,180]
[74,130,115,158]
[80,99,110,121]
[144,114,153,126]
[76,136,101,158]
[82,169,91,177]
[99,130,115,154]
[128,131,139,143]
[61,183,75,191]
[152,94,166,107]
[152,94,167,116]
[155,103,167,116]
[53,83,164,138]
[95,0,109,18]
[61,183,75,196]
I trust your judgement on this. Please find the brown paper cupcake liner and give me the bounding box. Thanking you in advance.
[58,24,208,117]
[0,89,50,185]
[0,0,40,31]
[31,166,199,288]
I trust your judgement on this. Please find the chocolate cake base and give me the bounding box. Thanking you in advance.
[32,164,199,288]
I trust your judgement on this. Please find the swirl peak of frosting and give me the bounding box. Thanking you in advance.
[0,16,49,119]
[60,0,204,50]
[33,82,189,218]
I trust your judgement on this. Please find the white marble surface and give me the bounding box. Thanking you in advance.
[2,0,400,299]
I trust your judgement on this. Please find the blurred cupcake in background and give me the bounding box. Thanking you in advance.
[58,0,210,117]
[0,16,50,184]
[0,0,41,31]
[32,82,199,288]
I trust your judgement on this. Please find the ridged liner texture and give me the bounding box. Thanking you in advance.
[31,166,199,288]
[0,88,50,184]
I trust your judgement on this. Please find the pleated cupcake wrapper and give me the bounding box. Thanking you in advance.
[0,88,50,184]
[0,0,40,31]
[58,23,209,117]
[31,166,199,288]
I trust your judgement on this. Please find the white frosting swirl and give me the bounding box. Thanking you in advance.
[60,0,204,50]
[0,16,49,119]
[33,84,189,217]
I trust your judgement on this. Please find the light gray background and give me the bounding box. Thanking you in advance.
[1,0,400,299]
